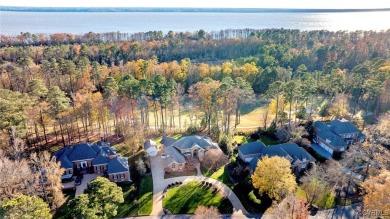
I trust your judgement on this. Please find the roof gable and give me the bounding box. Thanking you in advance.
[317,130,347,147]
[276,143,316,163]
[107,157,129,174]
[161,136,177,148]
[92,150,110,165]
[165,146,186,163]
[68,143,98,161]
[58,154,72,169]
[171,135,215,150]
[313,121,330,131]
[329,119,360,135]
[238,142,266,155]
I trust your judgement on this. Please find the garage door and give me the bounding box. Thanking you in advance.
[319,142,333,154]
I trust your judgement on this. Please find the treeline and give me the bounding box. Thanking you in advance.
[1,29,390,67]
[0,29,389,153]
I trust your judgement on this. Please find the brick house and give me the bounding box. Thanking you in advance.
[313,119,365,156]
[54,142,131,183]
[159,135,219,172]
[238,142,316,174]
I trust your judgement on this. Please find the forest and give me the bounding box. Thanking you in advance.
[0,28,390,153]
[1,27,390,218]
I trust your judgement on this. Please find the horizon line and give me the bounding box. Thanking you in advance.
[1,6,390,12]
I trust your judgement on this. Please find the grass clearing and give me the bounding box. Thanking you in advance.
[117,175,153,216]
[163,181,233,214]
[209,165,234,189]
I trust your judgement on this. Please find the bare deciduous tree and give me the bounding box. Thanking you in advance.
[201,149,228,173]
[194,206,221,219]
[30,151,65,209]
[0,150,38,200]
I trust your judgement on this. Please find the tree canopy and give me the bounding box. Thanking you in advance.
[251,156,297,201]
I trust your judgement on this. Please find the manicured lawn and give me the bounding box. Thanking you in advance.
[117,175,153,216]
[209,165,234,188]
[233,135,277,146]
[259,136,277,145]
[163,181,233,214]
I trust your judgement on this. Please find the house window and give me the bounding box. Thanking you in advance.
[121,173,125,179]
[172,163,176,169]
[114,174,118,179]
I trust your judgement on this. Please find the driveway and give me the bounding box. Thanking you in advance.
[75,173,102,196]
[150,151,248,217]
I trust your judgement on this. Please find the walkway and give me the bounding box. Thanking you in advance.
[149,152,248,217]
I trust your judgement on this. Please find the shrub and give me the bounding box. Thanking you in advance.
[248,190,262,204]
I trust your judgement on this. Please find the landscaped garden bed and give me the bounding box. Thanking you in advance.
[164,168,197,179]
[162,181,233,214]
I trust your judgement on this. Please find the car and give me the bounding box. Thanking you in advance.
[75,174,83,186]
[61,176,74,183]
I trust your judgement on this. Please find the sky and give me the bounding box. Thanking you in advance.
[2,0,390,9]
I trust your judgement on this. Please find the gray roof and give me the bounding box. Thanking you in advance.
[317,130,347,147]
[262,146,289,157]
[108,157,129,174]
[58,154,73,169]
[54,142,125,172]
[144,139,157,150]
[92,150,110,165]
[249,157,260,171]
[238,142,266,156]
[54,146,72,159]
[170,135,216,150]
[248,143,316,170]
[329,119,361,135]
[161,136,177,147]
[275,143,316,163]
[68,143,98,161]
[164,146,186,164]
[313,121,329,131]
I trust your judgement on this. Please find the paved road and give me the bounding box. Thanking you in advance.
[149,152,248,217]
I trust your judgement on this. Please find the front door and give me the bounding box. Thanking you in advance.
[80,161,87,168]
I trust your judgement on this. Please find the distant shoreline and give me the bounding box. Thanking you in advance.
[1,6,390,13]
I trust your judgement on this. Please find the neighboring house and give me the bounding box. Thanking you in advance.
[144,139,158,157]
[160,135,219,172]
[238,142,316,174]
[313,119,365,155]
[54,142,131,183]
[328,119,365,144]
[238,142,266,162]
[315,130,347,154]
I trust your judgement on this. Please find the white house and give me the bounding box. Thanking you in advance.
[144,140,158,156]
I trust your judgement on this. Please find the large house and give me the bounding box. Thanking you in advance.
[313,119,365,156]
[238,142,316,174]
[159,135,219,172]
[54,142,131,183]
